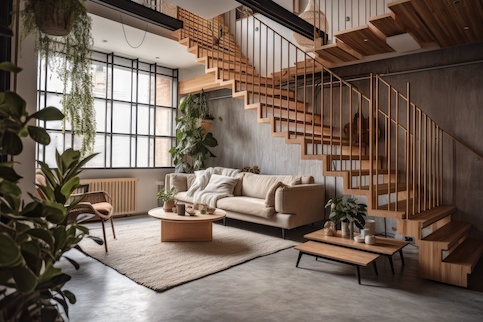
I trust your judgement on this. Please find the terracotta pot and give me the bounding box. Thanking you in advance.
[198,119,214,134]
[163,199,175,211]
[34,0,78,36]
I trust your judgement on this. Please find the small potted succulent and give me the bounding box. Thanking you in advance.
[325,196,367,239]
[157,187,176,211]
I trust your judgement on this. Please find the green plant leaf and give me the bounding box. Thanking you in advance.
[0,131,23,155]
[27,126,51,145]
[30,106,64,121]
[0,91,26,119]
[0,166,23,182]
[11,265,37,292]
[0,233,22,267]
[28,228,55,248]
[21,240,42,275]
[53,226,68,252]
[63,289,76,304]
[0,62,22,73]
[60,176,80,199]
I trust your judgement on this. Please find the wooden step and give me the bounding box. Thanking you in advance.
[444,238,483,271]
[236,83,296,99]
[202,58,258,76]
[442,238,483,288]
[262,109,322,125]
[422,221,472,249]
[256,95,307,112]
[407,205,456,229]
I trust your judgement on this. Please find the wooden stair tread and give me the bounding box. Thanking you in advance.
[422,221,471,244]
[443,238,483,269]
[359,182,408,193]
[407,205,456,228]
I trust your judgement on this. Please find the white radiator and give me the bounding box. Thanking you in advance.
[79,178,138,216]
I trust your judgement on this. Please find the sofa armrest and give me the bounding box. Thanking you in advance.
[274,184,325,216]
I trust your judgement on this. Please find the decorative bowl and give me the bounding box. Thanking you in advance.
[207,207,216,214]
[186,207,196,216]
[354,236,365,243]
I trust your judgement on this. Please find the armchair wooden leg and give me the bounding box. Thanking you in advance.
[110,217,116,239]
[101,219,108,252]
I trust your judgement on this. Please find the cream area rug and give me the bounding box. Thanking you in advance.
[79,220,297,292]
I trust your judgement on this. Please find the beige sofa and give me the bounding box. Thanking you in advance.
[164,170,325,238]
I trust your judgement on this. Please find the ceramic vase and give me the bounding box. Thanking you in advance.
[341,221,350,238]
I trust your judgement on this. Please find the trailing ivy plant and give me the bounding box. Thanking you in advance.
[169,93,218,173]
[21,0,96,155]
[0,62,96,321]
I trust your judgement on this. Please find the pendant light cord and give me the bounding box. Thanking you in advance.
[119,14,148,49]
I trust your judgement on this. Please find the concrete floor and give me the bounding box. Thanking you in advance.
[59,215,483,322]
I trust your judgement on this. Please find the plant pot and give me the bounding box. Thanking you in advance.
[341,221,349,238]
[163,199,175,212]
[198,119,214,134]
[34,0,78,36]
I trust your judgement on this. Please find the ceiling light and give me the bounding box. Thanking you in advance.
[363,39,368,42]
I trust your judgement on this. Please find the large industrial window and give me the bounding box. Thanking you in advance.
[36,51,177,168]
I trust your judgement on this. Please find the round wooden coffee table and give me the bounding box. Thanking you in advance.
[148,207,226,242]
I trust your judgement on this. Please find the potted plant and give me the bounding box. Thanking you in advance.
[157,187,177,211]
[325,196,367,239]
[169,93,218,173]
[21,0,96,155]
[0,62,96,321]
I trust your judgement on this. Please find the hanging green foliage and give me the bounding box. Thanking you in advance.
[22,0,96,155]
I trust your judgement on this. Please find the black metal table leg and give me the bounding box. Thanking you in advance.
[373,261,378,276]
[399,249,405,266]
[296,251,303,267]
[356,266,361,284]
[387,255,395,274]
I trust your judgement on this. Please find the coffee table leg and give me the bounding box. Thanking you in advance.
[296,252,303,267]
[356,266,361,284]
[399,249,405,266]
[387,255,395,274]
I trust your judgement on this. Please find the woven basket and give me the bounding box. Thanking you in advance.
[33,0,77,36]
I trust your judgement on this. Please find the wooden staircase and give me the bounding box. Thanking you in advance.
[173,7,483,288]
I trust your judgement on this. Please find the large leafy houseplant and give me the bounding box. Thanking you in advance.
[325,196,367,229]
[21,0,96,155]
[169,93,218,173]
[0,62,96,321]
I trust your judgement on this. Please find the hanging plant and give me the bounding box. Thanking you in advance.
[22,0,96,155]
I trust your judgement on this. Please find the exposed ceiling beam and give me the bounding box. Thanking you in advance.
[89,0,183,31]
[236,0,326,41]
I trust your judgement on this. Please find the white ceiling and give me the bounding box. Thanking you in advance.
[90,13,198,68]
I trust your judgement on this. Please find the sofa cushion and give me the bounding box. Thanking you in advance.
[203,174,239,194]
[174,191,193,204]
[217,196,275,218]
[233,173,244,196]
[170,173,188,192]
[186,170,207,196]
[241,173,302,199]
[265,181,287,207]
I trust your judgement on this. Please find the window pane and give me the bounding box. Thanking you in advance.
[136,137,150,167]
[94,99,107,132]
[155,137,172,167]
[112,102,131,133]
[112,135,131,167]
[85,134,107,168]
[137,72,151,104]
[156,77,172,106]
[137,105,150,135]
[155,107,173,136]
[113,67,132,101]
[92,62,107,98]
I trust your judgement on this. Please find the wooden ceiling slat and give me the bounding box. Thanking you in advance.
[335,25,394,56]
[369,13,406,37]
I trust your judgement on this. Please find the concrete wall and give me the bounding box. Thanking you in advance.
[198,42,483,238]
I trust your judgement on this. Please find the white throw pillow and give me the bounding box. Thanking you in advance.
[203,174,239,194]
[187,170,206,196]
